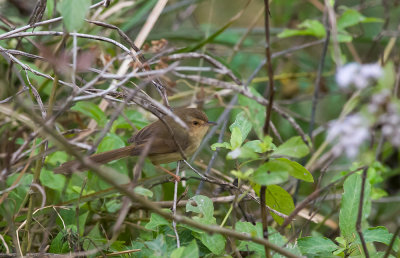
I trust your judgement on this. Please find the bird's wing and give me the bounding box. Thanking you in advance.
[129,120,190,155]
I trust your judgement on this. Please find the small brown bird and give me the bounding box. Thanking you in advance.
[54,108,215,174]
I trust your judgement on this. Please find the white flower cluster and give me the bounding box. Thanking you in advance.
[380,103,400,147]
[336,63,383,89]
[327,114,370,158]
[368,89,391,113]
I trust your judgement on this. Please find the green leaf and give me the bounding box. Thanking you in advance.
[49,230,70,253]
[230,111,252,143]
[105,199,121,213]
[272,136,310,159]
[111,109,149,132]
[227,146,258,160]
[265,185,295,225]
[276,158,314,182]
[210,142,231,151]
[134,186,153,198]
[57,0,91,32]
[243,140,269,153]
[236,222,265,255]
[236,221,260,238]
[238,88,266,139]
[251,160,290,185]
[339,173,371,243]
[371,187,387,200]
[145,235,167,257]
[337,9,366,29]
[298,236,338,255]
[170,240,199,258]
[5,173,33,212]
[97,133,125,155]
[186,195,215,224]
[40,168,66,191]
[71,101,107,127]
[78,211,89,235]
[278,19,326,38]
[337,31,353,42]
[378,62,396,90]
[337,9,382,30]
[362,226,399,252]
[145,212,170,230]
[236,222,301,257]
[230,127,243,149]
[231,168,254,180]
[46,151,68,166]
[194,232,226,255]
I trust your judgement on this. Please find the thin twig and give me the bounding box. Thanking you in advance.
[383,226,400,258]
[172,161,181,248]
[261,0,274,256]
[196,119,229,194]
[309,15,330,139]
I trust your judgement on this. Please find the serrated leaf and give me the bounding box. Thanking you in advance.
[272,136,310,158]
[57,0,91,32]
[339,173,371,243]
[265,185,295,225]
[229,111,252,142]
[298,236,338,255]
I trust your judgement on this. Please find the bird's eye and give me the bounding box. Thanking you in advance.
[193,121,199,126]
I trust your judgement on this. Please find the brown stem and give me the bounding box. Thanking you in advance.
[260,186,271,258]
[261,1,274,257]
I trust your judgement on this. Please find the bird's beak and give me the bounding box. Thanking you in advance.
[207,121,217,126]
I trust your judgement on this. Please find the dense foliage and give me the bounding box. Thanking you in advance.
[0,0,399,257]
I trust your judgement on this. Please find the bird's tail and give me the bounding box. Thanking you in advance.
[54,145,136,174]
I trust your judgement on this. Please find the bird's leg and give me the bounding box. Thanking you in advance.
[156,165,181,182]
